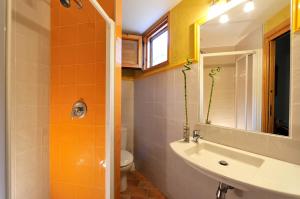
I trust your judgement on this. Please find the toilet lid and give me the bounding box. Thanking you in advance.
[121,150,133,167]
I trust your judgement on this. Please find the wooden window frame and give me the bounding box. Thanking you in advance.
[262,19,290,133]
[122,34,143,69]
[143,13,170,70]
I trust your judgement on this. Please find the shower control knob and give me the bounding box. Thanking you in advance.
[71,99,87,119]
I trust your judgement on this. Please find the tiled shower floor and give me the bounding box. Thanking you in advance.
[121,171,167,199]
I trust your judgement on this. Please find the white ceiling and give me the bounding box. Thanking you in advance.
[122,0,182,34]
[200,0,290,49]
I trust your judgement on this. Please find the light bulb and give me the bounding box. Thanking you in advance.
[219,14,229,24]
[244,1,254,13]
[207,0,245,20]
[208,3,223,20]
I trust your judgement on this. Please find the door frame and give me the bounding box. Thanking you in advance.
[262,19,290,133]
[0,0,6,198]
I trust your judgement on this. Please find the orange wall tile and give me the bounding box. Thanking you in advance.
[50,0,119,198]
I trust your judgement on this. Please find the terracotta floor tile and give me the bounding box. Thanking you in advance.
[131,197,146,199]
[121,194,131,199]
[121,171,167,199]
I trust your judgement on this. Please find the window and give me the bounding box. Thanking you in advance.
[151,28,168,66]
[143,14,169,70]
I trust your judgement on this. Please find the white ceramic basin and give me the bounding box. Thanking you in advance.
[170,139,300,198]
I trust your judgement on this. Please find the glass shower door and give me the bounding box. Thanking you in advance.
[235,54,253,130]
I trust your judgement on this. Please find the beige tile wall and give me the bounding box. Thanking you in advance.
[133,33,300,199]
[7,0,50,198]
[122,79,134,152]
[291,32,300,140]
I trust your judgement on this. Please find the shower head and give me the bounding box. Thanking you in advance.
[60,0,83,9]
[60,0,71,8]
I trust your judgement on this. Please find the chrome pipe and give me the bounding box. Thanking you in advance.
[216,182,234,199]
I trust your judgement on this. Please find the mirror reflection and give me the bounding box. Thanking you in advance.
[200,0,291,136]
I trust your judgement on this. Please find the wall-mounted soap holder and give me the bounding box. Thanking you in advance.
[71,99,87,119]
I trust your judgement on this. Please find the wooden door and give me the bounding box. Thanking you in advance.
[262,20,290,133]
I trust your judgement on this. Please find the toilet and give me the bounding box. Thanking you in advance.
[120,127,134,192]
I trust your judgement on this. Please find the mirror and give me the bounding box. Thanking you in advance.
[200,0,291,136]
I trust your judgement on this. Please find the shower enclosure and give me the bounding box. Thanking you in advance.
[200,50,262,131]
[4,0,120,199]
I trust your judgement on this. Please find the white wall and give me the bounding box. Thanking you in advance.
[235,26,263,51]
[0,0,6,198]
[7,0,50,198]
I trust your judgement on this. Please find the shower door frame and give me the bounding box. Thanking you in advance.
[89,1,116,198]
[0,0,6,198]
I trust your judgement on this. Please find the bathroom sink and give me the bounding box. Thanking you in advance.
[184,141,264,186]
[170,139,300,198]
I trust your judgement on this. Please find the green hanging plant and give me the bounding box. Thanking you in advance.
[182,59,193,142]
[206,66,221,124]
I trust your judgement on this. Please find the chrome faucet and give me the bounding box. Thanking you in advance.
[192,130,203,143]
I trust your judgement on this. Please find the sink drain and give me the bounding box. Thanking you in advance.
[219,160,228,166]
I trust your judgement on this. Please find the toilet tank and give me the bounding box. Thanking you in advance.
[121,127,127,150]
